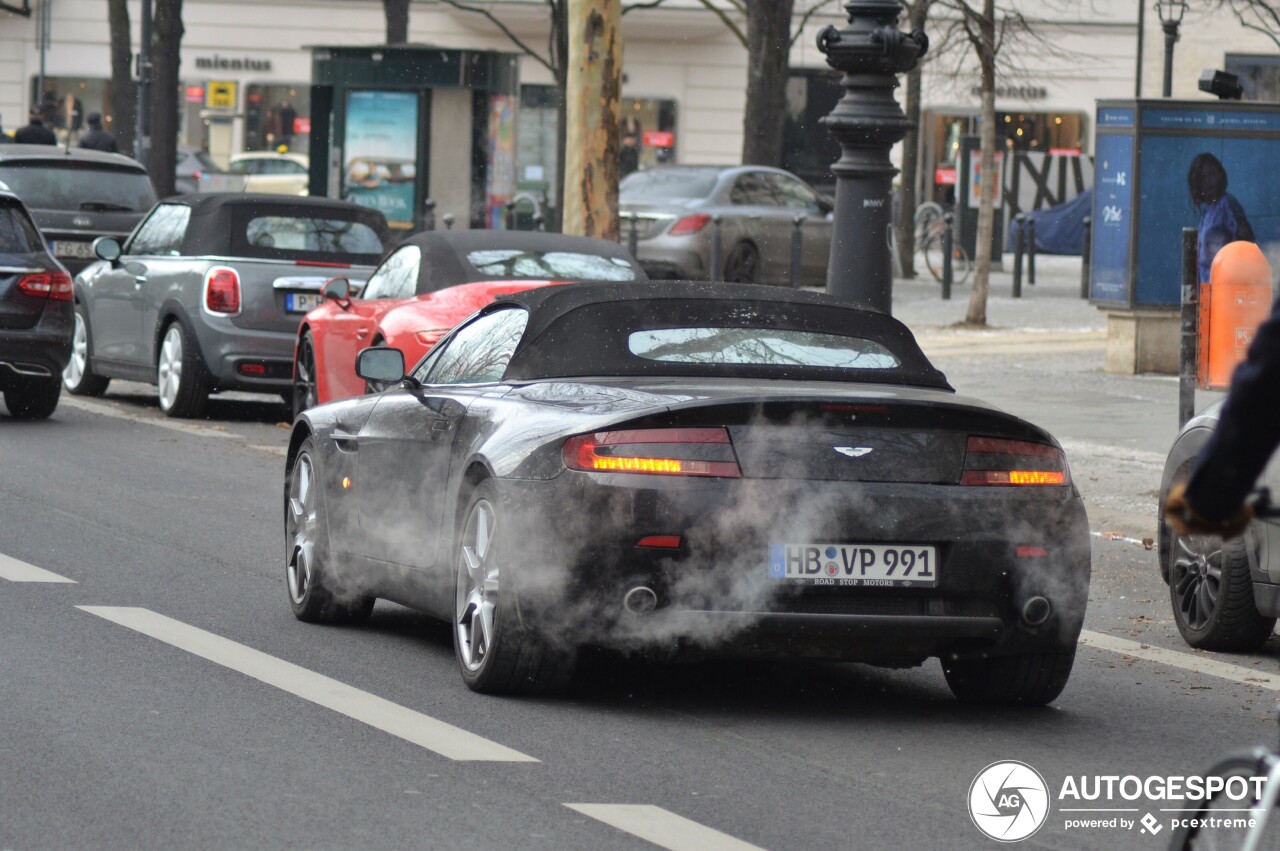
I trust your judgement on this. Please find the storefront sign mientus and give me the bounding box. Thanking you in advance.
[194,55,273,73]
[969,84,1048,99]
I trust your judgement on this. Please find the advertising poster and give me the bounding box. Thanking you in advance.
[343,91,419,229]
[486,95,517,229]
[1090,111,1135,304]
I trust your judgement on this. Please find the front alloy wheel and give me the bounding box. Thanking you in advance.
[455,495,499,673]
[292,332,318,420]
[1168,529,1274,651]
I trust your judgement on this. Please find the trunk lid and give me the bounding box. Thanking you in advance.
[228,262,374,334]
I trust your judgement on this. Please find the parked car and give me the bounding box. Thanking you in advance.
[0,144,156,274]
[228,152,309,196]
[0,190,72,419]
[293,229,644,417]
[64,193,391,418]
[619,165,833,285]
[1158,400,1280,650]
[174,146,224,195]
[284,281,1091,702]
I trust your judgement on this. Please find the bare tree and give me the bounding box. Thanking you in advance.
[385,0,411,43]
[148,0,184,197]
[894,0,939,279]
[1215,0,1280,47]
[108,0,136,157]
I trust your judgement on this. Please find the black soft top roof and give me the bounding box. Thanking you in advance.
[163,194,391,260]
[492,281,951,389]
[400,230,645,292]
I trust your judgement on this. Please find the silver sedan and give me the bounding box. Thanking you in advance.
[619,165,833,286]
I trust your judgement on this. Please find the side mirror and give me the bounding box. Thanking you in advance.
[93,236,122,264]
[322,276,350,302]
[355,346,405,384]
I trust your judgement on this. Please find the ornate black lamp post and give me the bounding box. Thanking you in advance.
[817,1,927,313]
[1157,0,1188,98]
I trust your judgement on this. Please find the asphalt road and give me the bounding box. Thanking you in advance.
[1,362,1276,851]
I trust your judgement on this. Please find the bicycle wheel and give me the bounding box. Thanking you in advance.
[1168,751,1280,851]
[913,202,943,249]
[921,233,946,283]
[953,242,974,286]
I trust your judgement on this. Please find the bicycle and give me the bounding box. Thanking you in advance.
[913,202,973,286]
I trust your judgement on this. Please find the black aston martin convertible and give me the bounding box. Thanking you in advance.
[284,281,1090,703]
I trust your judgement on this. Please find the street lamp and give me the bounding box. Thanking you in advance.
[1156,0,1188,97]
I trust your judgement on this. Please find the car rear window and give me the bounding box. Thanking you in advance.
[0,162,156,213]
[0,201,43,259]
[229,209,387,263]
[466,249,638,282]
[628,327,901,370]
[620,169,719,201]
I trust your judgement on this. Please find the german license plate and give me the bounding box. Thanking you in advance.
[769,543,938,587]
[286,292,323,313]
[52,240,95,259]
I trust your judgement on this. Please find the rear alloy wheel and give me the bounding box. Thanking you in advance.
[1169,529,1274,651]
[62,306,110,396]
[285,440,374,624]
[4,379,61,420]
[292,332,318,420]
[156,322,208,419]
[453,481,574,694]
[722,242,759,283]
[941,645,1076,705]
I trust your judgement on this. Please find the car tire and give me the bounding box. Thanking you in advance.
[284,438,375,624]
[453,480,575,695]
[156,321,209,419]
[722,241,759,284]
[62,305,110,397]
[1165,752,1279,851]
[292,331,319,420]
[940,645,1076,705]
[1168,526,1275,651]
[4,379,61,420]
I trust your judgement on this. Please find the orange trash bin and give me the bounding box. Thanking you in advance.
[1197,240,1274,390]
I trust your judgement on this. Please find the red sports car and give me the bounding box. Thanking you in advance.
[292,230,645,416]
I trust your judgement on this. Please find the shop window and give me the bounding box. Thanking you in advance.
[1225,54,1280,101]
[27,77,112,144]
[244,85,311,154]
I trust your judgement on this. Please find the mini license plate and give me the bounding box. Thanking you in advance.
[52,240,95,259]
[286,292,323,313]
[769,543,938,587]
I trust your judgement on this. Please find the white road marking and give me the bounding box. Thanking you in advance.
[60,397,242,439]
[77,606,538,762]
[565,804,767,851]
[0,552,75,583]
[1080,630,1280,691]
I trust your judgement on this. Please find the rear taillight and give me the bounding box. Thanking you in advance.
[18,271,73,301]
[204,267,241,314]
[668,213,711,236]
[563,427,741,478]
[961,436,1068,486]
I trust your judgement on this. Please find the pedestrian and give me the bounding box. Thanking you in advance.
[1187,152,1254,283]
[13,110,56,145]
[78,112,118,153]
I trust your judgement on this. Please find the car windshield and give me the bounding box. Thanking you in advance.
[620,169,719,201]
[0,163,156,213]
[466,249,637,281]
[628,327,901,369]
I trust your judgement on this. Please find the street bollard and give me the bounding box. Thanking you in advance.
[789,215,805,288]
[709,214,723,282]
[534,213,545,232]
[442,212,455,230]
[1080,216,1092,299]
[1012,213,1025,298]
[941,212,954,300]
[1027,216,1037,285]
[505,200,517,231]
[627,214,639,259]
[1178,227,1198,428]
[423,199,437,232]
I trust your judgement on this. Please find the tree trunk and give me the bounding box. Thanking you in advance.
[108,0,136,158]
[562,0,621,240]
[741,0,794,166]
[552,0,568,232]
[894,0,932,279]
[964,0,996,326]
[384,0,409,44]
[147,0,183,198]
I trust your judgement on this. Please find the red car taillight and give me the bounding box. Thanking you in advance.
[563,427,741,478]
[961,436,1069,486]
[18,271,73,301]
[204,267,241,314]
[668,213,712,236]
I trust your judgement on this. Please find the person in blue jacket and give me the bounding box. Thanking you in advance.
[1188,152,1255,283]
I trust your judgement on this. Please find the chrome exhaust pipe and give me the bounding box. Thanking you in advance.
[622,586,658,615]
[1022,596,1052,627]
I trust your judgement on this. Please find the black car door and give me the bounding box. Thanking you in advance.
[355,307,531,600]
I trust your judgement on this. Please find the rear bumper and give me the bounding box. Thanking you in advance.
[0,306,73,388]
[189,315,295,393]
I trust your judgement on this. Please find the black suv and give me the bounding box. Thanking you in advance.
[0,145,157,274]
[0,190,73,419]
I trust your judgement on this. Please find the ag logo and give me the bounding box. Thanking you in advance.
[968,761,1050,842]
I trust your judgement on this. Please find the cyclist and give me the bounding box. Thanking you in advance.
[1164,255,1280,538]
